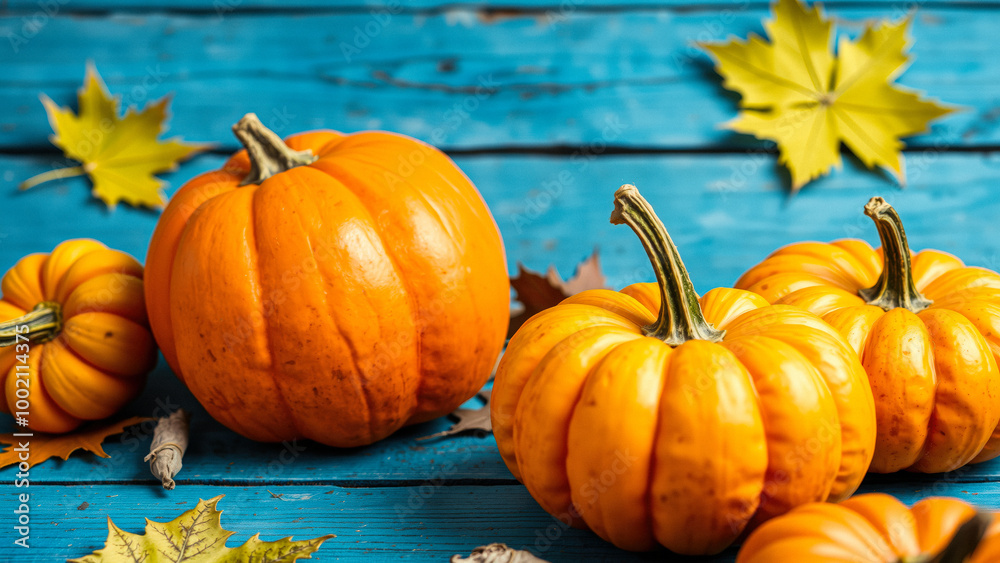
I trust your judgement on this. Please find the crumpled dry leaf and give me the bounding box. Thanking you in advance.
[68,495,334,563]
[451,544,550,563]
[701,0,954,190]
[0,415,151,470]
[144,408,191,490]
[508,249,607,338]
[418,388,493,441]
[20,63,208,209]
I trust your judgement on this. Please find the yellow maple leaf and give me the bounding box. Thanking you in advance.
[69,496,335,563]
[0,416,151,469]
[702,0,955,190]
[20,63,208,209]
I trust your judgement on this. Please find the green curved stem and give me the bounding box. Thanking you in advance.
[610,184,724,345]
[858,197,932,313]
[232,113,318,186]
[0,302,63,347]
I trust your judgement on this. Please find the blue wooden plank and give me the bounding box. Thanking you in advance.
[5,478,1000,562]
[4,150,1000,297]
[4,0,1000,10]
[4,344,999,485]
[0,8,993,150]
[4,150,1000,488]
[0,483,737,562]
[0,356,509,484]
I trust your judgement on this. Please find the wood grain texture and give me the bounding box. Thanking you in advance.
[0,8,995,151]
[0,484,736,562]
[4,150,1000,491]
[3,151,1000,295]
[3,4,1000,561]
[0,356,509,484]
[4,480,1000,562]
[5,0,1000,10]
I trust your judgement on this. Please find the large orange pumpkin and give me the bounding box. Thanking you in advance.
[492,185,876,555]
[738,493,1000,563]
[0,239,156,433]
[144,113,509,447]
[736,197,1000,473]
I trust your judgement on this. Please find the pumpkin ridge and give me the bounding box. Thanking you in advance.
[284,179,378,443]
[41,240,107,300]
[51,333,135,379]
[1,254,48,311]
[13,345,81,432]
[247,181,309,442]
[329,169,425,429]
[559,295,657,328]
[260,165,419,444]
[149,170,243,377]
[335,141,498,239]
[173,186,295,435]
[642,341,672,550]
[313,157,472,421]
[512,327,620,496]
[560,336,639,529]
[565,337,668,549]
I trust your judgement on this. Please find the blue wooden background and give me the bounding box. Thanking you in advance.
[2,1,1000,561]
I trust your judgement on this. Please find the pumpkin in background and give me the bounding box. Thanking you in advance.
[738,493,1000,563]
[736,197,1000,474]
[144,114,509,447]
[491,185,877,555]
[0,239,156,433]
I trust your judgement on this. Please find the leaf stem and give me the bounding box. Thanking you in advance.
[19,166,87,191]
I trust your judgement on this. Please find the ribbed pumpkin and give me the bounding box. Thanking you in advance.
[144,114,509,447]
[736,197,1000,473]
[0,239,155,433]
[739,493,1000,563]
[492,185,876,555]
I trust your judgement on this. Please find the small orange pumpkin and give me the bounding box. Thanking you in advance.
[0,239,156,433]
[144,114,509,447]
[736,197,1000,473]
[738,493,1000,563]
[492,185,876,555]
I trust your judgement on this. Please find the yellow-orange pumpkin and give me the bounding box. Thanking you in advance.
[739,493,1000,563]
[492,185,876,555]
[0,239,155,433]
[736,197,1000,473]
[144,114,509,447]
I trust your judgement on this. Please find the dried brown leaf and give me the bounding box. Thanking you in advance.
[451,543,550,563]
[508,248,607,338]
[418,389,492,441]
[0,416,151,470]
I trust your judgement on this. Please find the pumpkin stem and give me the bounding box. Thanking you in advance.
[232,113,318,186]
[858,197,932,313]
[0,302,63,347]
[899,511,993,563]
[610,184,725,345]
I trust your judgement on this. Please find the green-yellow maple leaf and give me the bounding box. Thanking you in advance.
[701,0,955,190]
[68,495,334,563]
[20,63,208,209]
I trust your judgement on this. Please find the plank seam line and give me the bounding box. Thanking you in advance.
[5,144,1000,158]
[3,2,1000,17]
[23,478,526,487]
